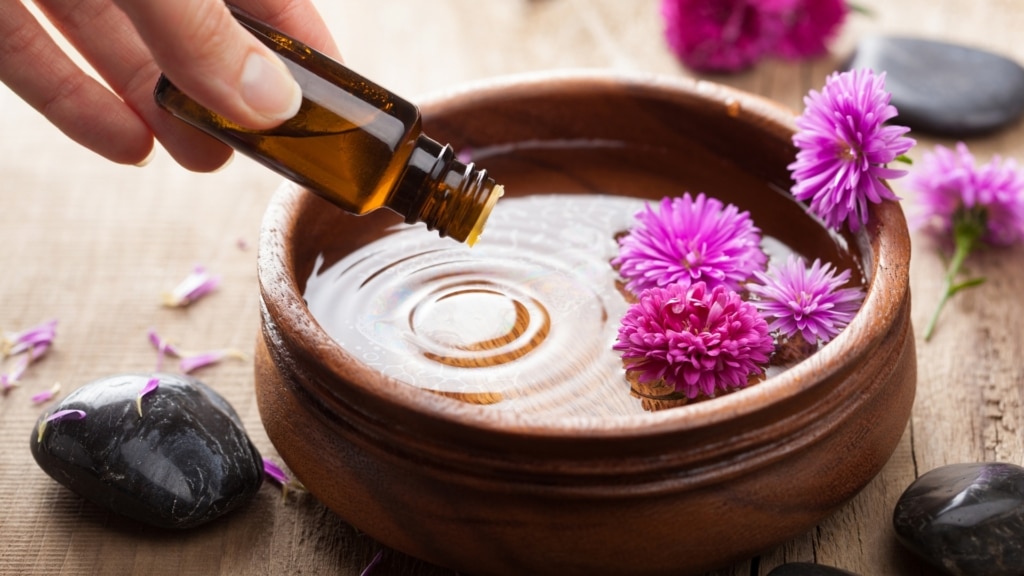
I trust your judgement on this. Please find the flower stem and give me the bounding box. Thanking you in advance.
[847,2,875,17]
[923,215,984,341]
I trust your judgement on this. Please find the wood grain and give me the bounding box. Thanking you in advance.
[1,0,1022,574]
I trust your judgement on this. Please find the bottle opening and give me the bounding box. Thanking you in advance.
[467,185,505,247]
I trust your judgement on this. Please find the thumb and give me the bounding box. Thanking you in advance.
[115,0,301,129]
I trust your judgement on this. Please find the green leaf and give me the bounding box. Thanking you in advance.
[949,277,986,296]
[894,154,913,165]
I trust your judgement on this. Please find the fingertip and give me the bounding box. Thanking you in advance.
[239,50,302,127]
[156,122,235,172]
[133,145,156,167]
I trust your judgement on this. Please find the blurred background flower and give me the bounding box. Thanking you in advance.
[908,142,1024,340]
[661,0,849,73]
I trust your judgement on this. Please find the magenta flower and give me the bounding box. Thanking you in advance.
[910,142,1024,247]
[749,255,864,344]
[907,142,1024,340]
[612,193,766,296]
[613,282,773,399]
[789,69,915,232]
[660,0,795,73]
[773,0,847,59]
[162,265,220,308]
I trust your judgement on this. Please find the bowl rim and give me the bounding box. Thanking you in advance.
[257,68,910,440]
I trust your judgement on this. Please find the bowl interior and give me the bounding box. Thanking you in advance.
[269,71,896,437]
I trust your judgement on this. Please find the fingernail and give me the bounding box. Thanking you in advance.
[210,151,235,173]
[134,146,156,167]
[240,51,302,123]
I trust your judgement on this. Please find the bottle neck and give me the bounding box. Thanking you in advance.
[389,135,503,245]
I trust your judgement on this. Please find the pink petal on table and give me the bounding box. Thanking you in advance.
[162,266,221,307]
[178,349,245,374]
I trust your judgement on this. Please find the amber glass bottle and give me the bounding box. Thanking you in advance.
[154,7,502,244]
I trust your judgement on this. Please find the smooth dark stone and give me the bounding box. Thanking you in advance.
[893,462,1024,576]
[31,373,263,529]
[846,35,1024,136]
[766,562,861,576]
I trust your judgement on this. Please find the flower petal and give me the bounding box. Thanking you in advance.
[31,382,62,405]
[262,458,290,485]
[162,265,221,308]
[179,349,246,374]
[37,409,86,442]
[136,377,160,416]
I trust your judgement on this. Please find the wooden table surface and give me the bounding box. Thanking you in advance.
[2,1,1022,574]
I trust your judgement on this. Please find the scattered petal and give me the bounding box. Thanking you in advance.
[262,457,306,500]
[31,382,62,405]
[1,333,52,391]
[2,320,58,387]
[262,458,290,485]
[147,329,182,372]
[179,349,246,374]
[1,371,21,392]
[37,408,86,442]
[136,377,160,416]
[162,265,221,308]
[5,319,58,357]
[360,550,384,576]
[3,355,29,387]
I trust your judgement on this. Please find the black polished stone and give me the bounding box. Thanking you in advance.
[893,462,1024,576]
[766,562,861,575]
[31,373,263,529]
[846,35,1024,136]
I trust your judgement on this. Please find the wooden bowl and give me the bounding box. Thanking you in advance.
[254,71,915,576]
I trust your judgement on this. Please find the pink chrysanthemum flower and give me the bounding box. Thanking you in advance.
[773,0,847,59]
[906,142,1024,340]
[748,255,864,344]
[660,0,795,73]
[909,142,1024,247]
[613,282,773,399]
[612,194,766,296]
[789,69,915,232]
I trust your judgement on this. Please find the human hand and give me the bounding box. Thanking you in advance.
[0,0,338,171]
